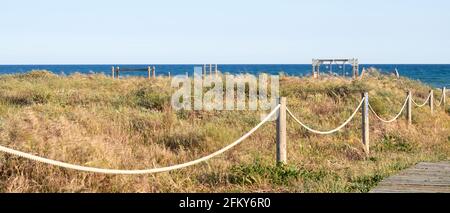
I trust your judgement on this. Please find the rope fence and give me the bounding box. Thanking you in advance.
[0,86,448,175]
[412,93,431,107]
[0,105,280,174]
[368,93,410,123]
[286,98,364,135]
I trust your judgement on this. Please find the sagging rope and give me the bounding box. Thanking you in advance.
[411,93,431,108]
[435,93,445,107]
[0,105,281,175]
[286,98,365,135]
[368,94,410,123]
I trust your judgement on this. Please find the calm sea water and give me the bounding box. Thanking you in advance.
[0,64,448,88]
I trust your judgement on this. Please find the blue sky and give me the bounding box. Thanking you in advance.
[1,0,449,64]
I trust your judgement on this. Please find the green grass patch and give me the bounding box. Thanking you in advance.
[229,160,301,185]
[348,173,385,192]
[375,133,415,153]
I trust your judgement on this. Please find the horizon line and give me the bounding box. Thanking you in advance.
[1,63,450,66]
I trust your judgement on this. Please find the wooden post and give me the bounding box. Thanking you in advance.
[362,92,369,155]
[329,61,333,73]
[153,66,156,79]
[407,91,412,125]
[215,64,218,77]
[276,97,287,164]
[116,66,120,79]
[429,90,434,114]
[203,64,206,77]
[209,64,212,77]
[443,87,446,106]
[315,62,320,78]
[168,72,171,79]
[343,62,346,76]
[394,68,400,78]
[112,66,115,79]
[147,66,151,79]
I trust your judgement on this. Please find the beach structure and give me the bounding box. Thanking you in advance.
[203,64,219,77]
[112,66,156,79]
[312,58,359,79]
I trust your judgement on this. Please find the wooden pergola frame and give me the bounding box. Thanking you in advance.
[312,58,359,79]
[112,66,156,79]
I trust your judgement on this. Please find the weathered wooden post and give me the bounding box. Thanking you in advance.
[168,72,171,79]
[407,90,412,125]
[429,90,434,114]
[116,66,120,79]
[203,64,206,77]
[276,97,287,164]
[153,66,156,79]
[147,66,151,79]
[215,64,218,77]
[362,92,369,155]
[112,66,115,79]
[443,87,446,106]
[209,64,212,78]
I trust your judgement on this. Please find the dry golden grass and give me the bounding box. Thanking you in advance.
[0,70,448,192]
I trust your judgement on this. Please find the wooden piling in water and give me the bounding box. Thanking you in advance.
[276,97,287,164]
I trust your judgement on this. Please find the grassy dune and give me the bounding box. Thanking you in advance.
[0,70,448,192]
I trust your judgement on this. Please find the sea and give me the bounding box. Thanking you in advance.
[0,64,448,88]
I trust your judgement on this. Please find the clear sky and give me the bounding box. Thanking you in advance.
[1,0,449,64]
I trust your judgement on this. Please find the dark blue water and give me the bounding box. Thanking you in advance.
[0,64,448,88]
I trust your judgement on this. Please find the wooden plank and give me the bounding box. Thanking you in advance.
[370,162,450,193]
[416,162,450,168]
[372,184,450,193]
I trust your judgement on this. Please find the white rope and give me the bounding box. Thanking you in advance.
[435,93,444,107]
[286,98,365,135]
[411,93,431,108]
[0,105,280,175]
[368,95,410,123]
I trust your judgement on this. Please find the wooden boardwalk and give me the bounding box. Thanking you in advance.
[371,162,450,193]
